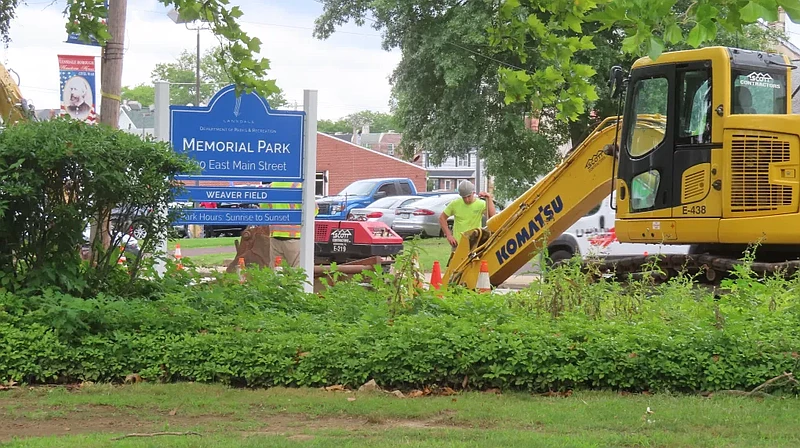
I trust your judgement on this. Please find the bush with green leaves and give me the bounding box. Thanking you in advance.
[1,255,799,395]
[0,118,198,295]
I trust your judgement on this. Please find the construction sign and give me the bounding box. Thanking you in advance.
[58,55,97,124]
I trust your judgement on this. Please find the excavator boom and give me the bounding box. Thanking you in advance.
[443,117,637,288]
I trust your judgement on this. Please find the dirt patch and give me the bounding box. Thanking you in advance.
[0,404,239,443]
[1,405,470,443]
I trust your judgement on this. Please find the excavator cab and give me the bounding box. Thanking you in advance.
[612,47,797,254]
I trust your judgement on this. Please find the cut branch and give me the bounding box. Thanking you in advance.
[713,372,798,398]
[111,431,201,441]
[749,372,797,396]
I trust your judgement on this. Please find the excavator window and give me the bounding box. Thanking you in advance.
[630,169,660,210]
[677,68,712,145]
[627,76,669,158]
[731,69,787,114]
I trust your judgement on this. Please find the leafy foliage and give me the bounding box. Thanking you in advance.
[151,47,288,108]
[121,48,288,108]
[56,0,278,100]
[319,110,402,134]
[121,84,156,105]
[2,252,800,396]
[0,118,198,296]
[488,0,794,120]
[313,0,782,201]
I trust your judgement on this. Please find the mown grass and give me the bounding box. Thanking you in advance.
[168,237,238,251]
[3,382,800,447]
[170,236,452,271]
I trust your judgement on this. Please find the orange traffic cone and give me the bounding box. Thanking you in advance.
[237,257,246,283]
[430,261,442,290]
[476,260,491,293]
[174,243,183,270]
[274,255,283,272]
[118,245,126,265]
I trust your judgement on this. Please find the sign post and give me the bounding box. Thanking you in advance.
[300,90,318,293]
[168,85,311,286]
[154,81,170,277]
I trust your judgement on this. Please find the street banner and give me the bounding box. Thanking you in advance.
[58,55,97,124]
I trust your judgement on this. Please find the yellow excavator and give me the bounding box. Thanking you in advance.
[0,62,35,125]
[444,46,800,288]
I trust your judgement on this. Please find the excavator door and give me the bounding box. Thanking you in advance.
[615,53,724,244]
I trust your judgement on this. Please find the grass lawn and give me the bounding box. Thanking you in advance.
[171,236,451,272]
[168,237,238,251]
[2,382,799,447]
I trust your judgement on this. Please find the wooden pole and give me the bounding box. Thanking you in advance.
[99,0,127,129]
[98,0,127,250]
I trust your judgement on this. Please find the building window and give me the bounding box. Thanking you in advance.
[444,179,452,190]
[388,143,395,155]
[316,171,328,196]
[456,154,471,167]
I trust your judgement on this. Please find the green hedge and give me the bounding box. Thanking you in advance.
[1,264,799,393]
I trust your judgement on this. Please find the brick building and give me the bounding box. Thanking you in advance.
[316,133,427,195]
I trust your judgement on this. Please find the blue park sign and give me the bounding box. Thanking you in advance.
[169,85,307,226]
[171,84,305,182]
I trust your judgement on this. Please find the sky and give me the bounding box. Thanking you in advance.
[6,0,400,121]
[6,1,800,123]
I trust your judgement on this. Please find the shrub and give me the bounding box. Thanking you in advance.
[0,118,198,295]
[1,261,799,395]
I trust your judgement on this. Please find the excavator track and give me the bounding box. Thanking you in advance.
[578,253,800,284]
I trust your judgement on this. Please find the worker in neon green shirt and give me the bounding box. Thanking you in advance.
[439,180,496,266]
[261,181,318,268]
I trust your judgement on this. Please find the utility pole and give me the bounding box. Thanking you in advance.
[96,0,127,251]
[99,0,127,129]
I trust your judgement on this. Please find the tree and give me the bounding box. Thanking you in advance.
[313,0,786,201]
[121,84,155,105]
[120,47,288,108]
[487,0,799,121]
[318,118,350,134]
[57,0,278,101]
[318,111,401,134]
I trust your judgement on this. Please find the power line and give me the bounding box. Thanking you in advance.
[133,8,383,38]
[445,41,532,74]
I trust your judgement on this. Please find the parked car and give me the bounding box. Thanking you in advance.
[391,193,461,238]
[316,177,440,221]
[202,202,260,237]
[347,195,424,228]
[109,203,193,240]
[81,225,141,261]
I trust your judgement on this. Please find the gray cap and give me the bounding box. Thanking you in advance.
[457,180,475,197]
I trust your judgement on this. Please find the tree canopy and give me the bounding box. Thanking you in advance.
[313,0,787,201]
[318,110,401,134]
[488,0,800,120]
[121,47,287,108]
[0,0,276,100]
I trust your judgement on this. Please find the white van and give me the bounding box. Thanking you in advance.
[542,193,690,266]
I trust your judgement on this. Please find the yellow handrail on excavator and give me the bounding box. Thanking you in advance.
[442,115,668,289]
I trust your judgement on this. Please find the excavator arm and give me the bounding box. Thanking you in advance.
[0,62,34,125]
[442,116,666,289]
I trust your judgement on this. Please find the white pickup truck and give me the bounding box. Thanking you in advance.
[542,193,690,266]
